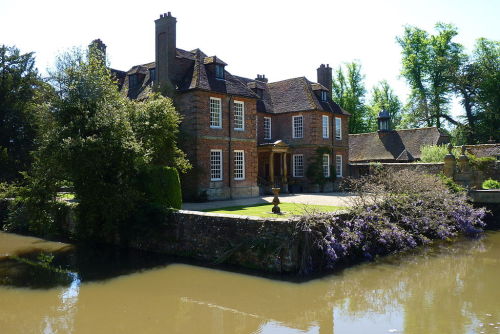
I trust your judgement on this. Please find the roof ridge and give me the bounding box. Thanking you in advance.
[396,126,439,132]
[267,76,307,86]
[301,77,321,110]
[348,127,443,136]
[189,50,203,89]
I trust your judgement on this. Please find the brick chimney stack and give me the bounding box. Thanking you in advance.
[255,74,268,83]
[317,64,332,95]
[155,12,176,95]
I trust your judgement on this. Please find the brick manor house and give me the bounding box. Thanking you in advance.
[106,12,350,200]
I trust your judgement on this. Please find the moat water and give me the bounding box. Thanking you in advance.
[0,230,499,334]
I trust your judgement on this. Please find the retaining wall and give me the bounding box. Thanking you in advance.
[128,210,301,273]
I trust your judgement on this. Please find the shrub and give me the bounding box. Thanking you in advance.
[438,174,466,193]
[295,169,487,274]
[420,144,462,163]
[469,156,496,172]
[140,166,182,209]
[482,179,500,189]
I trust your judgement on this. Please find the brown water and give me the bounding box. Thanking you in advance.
[0,231,499,334]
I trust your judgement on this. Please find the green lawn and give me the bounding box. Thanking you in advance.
[203,202,346,218]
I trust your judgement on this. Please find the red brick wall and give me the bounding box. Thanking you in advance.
[176,89,350,198]
[256,110,350,189]
[176,90,258,200]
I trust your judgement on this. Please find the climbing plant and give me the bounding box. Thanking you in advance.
[306,147,335,191]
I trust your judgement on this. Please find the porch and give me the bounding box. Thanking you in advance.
[257,140,291,194]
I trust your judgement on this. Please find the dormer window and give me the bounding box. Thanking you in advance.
[215,64,224,80]
[149,68,156,82]
[129,74,138,88]
[320,90,328,102]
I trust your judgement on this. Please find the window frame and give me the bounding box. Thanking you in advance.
[322,115,329,139]
[128,74,138,88]
[335,117,342,140]
[320,90,327,102]
[234,101,245,131]
[323,154,330,177]
[292,115,304,139]
[264,117,272,140]
[293,154,304,177]
[335,154,343,178]
[215,64,225,80]
[210,149,223,181]
[210,97,222,129]
[233,150,245,180]
[149,68,156,82]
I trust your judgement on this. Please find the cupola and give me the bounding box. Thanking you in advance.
[377,109,391,132]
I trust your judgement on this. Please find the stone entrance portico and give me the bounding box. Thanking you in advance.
[257,140,291,194]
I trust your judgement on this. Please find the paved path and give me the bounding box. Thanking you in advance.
[182,192,358,211]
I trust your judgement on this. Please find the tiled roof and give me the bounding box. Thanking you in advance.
[115,48,352,115]
[464,144,500,158]
[115,48,257,99]
[234,76,350,116]
[349,127,450,162]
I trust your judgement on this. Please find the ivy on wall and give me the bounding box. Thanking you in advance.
[306,146,335,191]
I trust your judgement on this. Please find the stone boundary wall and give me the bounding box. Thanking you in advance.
[378,162,444,175]
[350,162,443,178]
[128,210,301,273]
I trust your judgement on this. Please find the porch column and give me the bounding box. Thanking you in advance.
[282,153,288,184]
[269,151,275,185]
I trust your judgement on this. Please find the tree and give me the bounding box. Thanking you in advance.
[397,23,464,129]
[451,38,499,144]
[469,39,499,143]
[0,45,48,181]
[129,93,190,172]
[367,81,403,131]
[23,46,190,240]
[332,61,369,133]
[42,47,144,239]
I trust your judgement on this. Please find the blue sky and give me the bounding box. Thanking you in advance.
[1,0,498,121]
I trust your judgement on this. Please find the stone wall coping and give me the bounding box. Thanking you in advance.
[470,190,500,193]
[349,162,444,166]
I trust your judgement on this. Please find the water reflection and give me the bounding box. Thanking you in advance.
[0,232,499,333]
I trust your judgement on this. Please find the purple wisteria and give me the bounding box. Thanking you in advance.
[296,170,488,274]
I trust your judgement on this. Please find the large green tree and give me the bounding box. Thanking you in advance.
[397,23,463,129]
[367,81,403,131]
[332,61,369,133]
[0,45,48,181]
[453,38,500,143]
[24,46,189,240]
